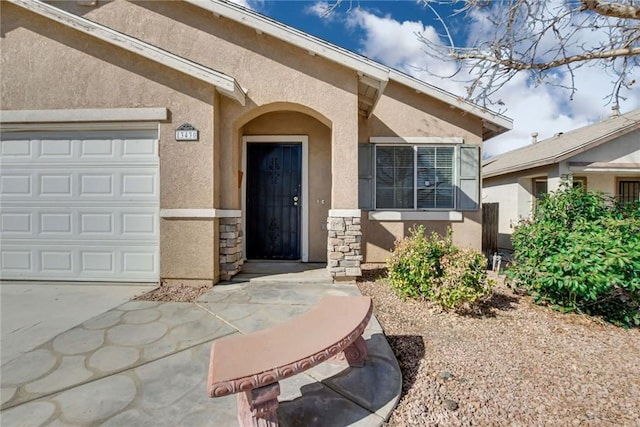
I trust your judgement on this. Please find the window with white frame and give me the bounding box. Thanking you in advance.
[375,146,455,209]
[358,141,480,212]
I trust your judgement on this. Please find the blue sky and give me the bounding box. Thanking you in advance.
[233,0,640,157]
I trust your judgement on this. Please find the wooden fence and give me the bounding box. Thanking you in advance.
[482,203,499,259]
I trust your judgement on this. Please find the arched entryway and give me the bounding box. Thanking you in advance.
[238,108,332,264]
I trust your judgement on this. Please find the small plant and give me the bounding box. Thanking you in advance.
[386,225,494,310]
[509,184,640,327]
[432,248,494,310]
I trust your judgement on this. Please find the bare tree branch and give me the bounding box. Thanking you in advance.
[453,47,640,70]
[419,0,640,108]
[580,0,640,19]
[324,0,639,109]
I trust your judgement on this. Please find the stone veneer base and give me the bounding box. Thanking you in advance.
[327,213,363,281]
[219,217,243,281]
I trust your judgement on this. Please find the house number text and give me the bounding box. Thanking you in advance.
[175,123,199,141]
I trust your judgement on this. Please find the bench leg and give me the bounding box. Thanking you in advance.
[329,335,368,367]
[237,382,280,427]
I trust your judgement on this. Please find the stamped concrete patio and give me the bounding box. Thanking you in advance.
[0,265,401,426]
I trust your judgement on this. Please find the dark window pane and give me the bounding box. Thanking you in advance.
[376,146,414,209]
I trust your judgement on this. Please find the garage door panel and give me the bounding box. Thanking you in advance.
[1,207,158,240]
[82,251,115,273]
[80,174,113,196]
[1,250,32,272]
[0,130,157,164]
[2,168,157,202]
[1,138,32,157]
[40,138,73,158]
[40,212,72,234]
[1,243,158,281]
[0,174,32,196]
[40,174,73,197]
[122,138,157,157]
[1,212,32,233]
[0,129,159,282]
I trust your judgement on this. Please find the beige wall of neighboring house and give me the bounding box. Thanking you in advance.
[483,123,640,251]
[1,0,511,283]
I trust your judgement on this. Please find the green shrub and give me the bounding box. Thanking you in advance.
[431,248,494,310]
[387,225,494,310]
[509,184,640,327]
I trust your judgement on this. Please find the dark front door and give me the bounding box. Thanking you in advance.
[246,143,302,260]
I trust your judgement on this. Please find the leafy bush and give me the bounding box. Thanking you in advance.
[508,184,640,327]
[432,248,494,310]
[387,226,494,310]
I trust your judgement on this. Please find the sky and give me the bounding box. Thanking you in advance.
[229,0,639,158]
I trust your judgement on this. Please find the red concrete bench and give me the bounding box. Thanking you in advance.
[207,295,373,426]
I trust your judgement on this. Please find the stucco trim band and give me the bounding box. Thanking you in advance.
[160,209,242,219]
[8,0,246,106]
[0,108,168,124]
[369,137,464,144]
[329,209,361,217]
[368,211,463,221]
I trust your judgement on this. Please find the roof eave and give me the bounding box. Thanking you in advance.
[483,119,640,178]
[185,0,513,137]
[184,0,390,82]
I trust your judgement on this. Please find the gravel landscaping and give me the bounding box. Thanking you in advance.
[357,266,640,427]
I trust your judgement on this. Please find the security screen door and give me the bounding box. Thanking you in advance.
[246,143,301,259]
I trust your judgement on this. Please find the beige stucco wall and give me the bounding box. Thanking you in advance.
[582,174,616,195]
[359,81,484,143]
[1,3,218,282]
[358,81,486,261]
[482,178,520,250]
[4,0,500,273]
[241,111,332,262]
[60,0,360,210]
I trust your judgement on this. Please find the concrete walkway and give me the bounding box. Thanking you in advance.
[0,273,401,426]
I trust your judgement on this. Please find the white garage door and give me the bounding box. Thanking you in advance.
[0,129,159,282]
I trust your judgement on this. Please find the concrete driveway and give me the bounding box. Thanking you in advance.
[0,278,401,426]
[1,282,154,364]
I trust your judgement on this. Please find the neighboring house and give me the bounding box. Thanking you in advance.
[483,109,640,251]
[0,0,512,285]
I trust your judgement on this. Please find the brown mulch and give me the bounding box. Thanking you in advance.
[357,264,640,427]
[133,282,212,303]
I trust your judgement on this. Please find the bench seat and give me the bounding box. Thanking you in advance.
[207,295,373,426]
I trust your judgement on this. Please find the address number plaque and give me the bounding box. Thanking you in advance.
[175,123,199,141]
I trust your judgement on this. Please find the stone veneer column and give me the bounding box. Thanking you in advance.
[327,209,362,281]
[219,217,243,281]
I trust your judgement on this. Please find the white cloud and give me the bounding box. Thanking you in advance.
[346,6,640,158]
[305,1,333,19]
[227,0,254,10]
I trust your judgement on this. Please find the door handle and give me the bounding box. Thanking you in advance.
[293,196,299,206]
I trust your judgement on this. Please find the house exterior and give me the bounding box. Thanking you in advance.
[483,109,640,251]
[0,0,511,285]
